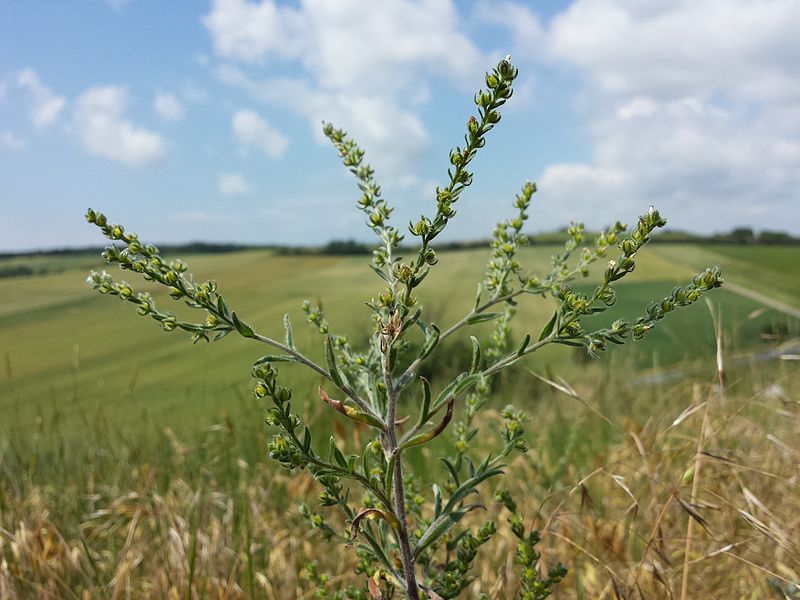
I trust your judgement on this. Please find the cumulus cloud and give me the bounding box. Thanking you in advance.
[548,0,800,100]
[205,0,487,177]
[532,0,800,232]
[218,172,249,195]
[153,91,186,121]
[232,109,288,158]
[16,68,66,128]
[74,86,166,167]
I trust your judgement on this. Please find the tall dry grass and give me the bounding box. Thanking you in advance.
[1,345,798,598]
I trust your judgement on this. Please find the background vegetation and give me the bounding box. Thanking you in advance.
[1,242,798,598]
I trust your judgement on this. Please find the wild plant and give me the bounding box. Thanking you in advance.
[84,56,722,599]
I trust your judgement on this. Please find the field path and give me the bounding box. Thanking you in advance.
[724,281,800,319]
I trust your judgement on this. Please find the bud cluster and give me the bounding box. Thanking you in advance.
[430,521,496,597]
[85,209,238,343]
[501,405,529,454]
[485,182,534,297]
[583,265,723,356]
[322,123,402,274]
[255,364,309,470]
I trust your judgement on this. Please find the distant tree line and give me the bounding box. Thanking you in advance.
[2,227,798,272]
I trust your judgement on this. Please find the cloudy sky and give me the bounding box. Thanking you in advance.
[2,0,799,252]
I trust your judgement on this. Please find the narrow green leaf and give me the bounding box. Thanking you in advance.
[430,372,479,414]
[412,267,429,286]
[433,483,443,519]
[414,377,432,429]
[400,398,455,450]
[473,284,482,310]
[440,457,460,487]
[302,427,312,453]
[466,312,502,325]
[283,313,294,349]
[212,328,233,341]
[362,447,370,478]
[413,509,468,559]
[369,264,389,282]
[384,453,397,501]
[538,310,558,341]
[452,373,481,398]
[469,336,481,373]
[253,354,298,364]
[330,437,348,469]
[325,336,345,388]
[231,312,255,338]
[216,295,231,320]
[516,333,530,357]
[417,322,440,361]
[400,307,422,336]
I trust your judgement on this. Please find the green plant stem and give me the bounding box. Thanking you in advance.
[382,349,419,598]
[396,289,524,390]
[251,331,378,419]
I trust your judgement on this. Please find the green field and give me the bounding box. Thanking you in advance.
[1,242,798,598]
[1,243,796,442]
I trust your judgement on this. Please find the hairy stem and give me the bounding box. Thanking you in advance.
[383,348,419,598]
[251,332,377,419]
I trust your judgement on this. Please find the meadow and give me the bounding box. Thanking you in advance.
[1,242,798,598]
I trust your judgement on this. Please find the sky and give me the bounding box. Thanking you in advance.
[1,0,799,252]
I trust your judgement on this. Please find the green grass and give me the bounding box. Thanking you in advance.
[1,243,797,449]
[651,243,800,308]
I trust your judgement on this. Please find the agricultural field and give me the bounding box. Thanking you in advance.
[1,242,798,598]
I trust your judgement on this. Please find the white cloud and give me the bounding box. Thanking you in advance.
[16,68,66,128]
[218,172,249,195]
[153,91,186,121]
[204,0,484,92]
[205,0,487,177]
[530,0,800,232]
[74,85,166,168]
[1,131,26,151]
[548,0,800,101]
[232,109,288,158]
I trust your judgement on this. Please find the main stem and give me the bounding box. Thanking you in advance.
[383,350,419,599]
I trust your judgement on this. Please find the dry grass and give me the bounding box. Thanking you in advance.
[1,356,798,599]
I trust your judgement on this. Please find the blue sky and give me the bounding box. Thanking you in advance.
[2,0,799,252]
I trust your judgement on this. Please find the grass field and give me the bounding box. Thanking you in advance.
[1,241,798,598]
